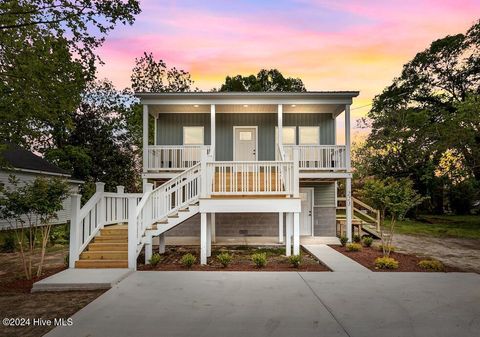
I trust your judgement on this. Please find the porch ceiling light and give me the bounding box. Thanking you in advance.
[243,104,248,107]
[291,104,296,107]
[193,104,199,108]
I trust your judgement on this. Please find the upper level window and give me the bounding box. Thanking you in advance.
[183,127,204,145]
[275,126,296,145]
[299,127,319,145]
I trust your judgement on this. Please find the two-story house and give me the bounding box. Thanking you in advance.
[68,91,357,269]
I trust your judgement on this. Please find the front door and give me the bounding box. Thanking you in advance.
[234,127,257,161]
[300,188,313,235]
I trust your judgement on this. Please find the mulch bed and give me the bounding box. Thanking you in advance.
[138,245,330,272]
[330,245,462,272]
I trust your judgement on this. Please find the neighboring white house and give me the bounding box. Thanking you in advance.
[69,92,381,270]
[0,144,83,230]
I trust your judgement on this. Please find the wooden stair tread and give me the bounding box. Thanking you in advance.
[75,260,128,268]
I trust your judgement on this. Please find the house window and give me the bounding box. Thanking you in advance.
[275,126,296,145]
[183,127,204,145]
[239,131,252,141]
[299,127,320,145]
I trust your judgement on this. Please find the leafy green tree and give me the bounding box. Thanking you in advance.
[219,69,306,92]
[46,80,139,196]
[0,176,69,279]
[360,178,424,257]
[360,20,480,213]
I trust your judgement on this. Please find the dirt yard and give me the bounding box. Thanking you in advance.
[139,245,330,271]
[0,246,105,337]
[393,234,480,273]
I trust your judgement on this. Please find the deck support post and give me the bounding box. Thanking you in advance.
[278,212,284,243]
[293,212,300,255]
[211,213,216,243]
[158,233,166,254]
[277,104,283,159]
[69,194,81,268]
[210,104,216,160]
[142,104,149,188]
[200,212,207,264]
[285,213,292,256]
[127,197,138,270]
[207,213,212,257]
[145,235,152,264]
[346,177,352,242]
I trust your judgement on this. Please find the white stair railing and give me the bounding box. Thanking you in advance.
[69,183,142,268]
[147,145,210,170]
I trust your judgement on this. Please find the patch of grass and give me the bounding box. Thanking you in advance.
[392,215,480,239]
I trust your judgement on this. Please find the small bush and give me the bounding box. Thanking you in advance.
[149,253,162,266]
[362,236,373,247]
[353,235,361,243]
[0,233,15,253]
[339,236,348,246]
[251,252,267,268]
[377,244,395,252]
[346,243,362,252]
[418,259,444,271]
[375,256,399,269]
[217,252,233,268]
[180,253,196,268]
[288,255,302,268]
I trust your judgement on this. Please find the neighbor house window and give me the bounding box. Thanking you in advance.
[275,126,296,145]
[299,127,320,145]
[183,127,204,145]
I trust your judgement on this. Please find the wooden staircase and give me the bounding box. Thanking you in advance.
[75,224,129,268]
[336,197,381,239]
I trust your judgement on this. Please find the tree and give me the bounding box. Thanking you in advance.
[0,176,69,279]
[46,80,140,196]
[0,0,141,150]
[219,69,306,92]
[360,20,480,213]
[131,52,195,92]
[360,178,424,257]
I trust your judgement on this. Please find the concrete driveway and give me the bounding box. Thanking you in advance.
[46,271,480,337]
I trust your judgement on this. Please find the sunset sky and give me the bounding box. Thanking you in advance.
[96,0,479,138]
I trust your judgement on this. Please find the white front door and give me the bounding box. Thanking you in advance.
[300,188,313,235]
[234,127,257,161]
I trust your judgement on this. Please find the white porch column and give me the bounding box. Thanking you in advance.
[200,149,208,198]
[277,104,283,159]
[278,212,284,243]
[142,104,149,187]
[211,213,216,243]
[210,104,216,159]
[346,177,353,242]
[293,212,300,255]
[293,148,300,197]
[345,104,351,171]
[69,194,81,268]
[158,233,166,254]
[285,213,292,256]
[127,197,138,270]
[200,212,207,264]
[207,213,212,257]
[154,114,158,145]
[144,235,152,264]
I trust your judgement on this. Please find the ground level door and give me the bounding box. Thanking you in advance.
[300,188,313,235]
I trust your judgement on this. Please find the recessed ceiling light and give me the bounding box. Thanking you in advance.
[291,104,296,107]
[243,104,248,108]
[193,104,199,108]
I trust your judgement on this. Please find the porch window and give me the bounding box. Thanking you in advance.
[183,126,204,145]
[275,126,296,145]
[299,127,320,145]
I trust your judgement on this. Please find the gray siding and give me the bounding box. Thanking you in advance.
[156,112,335,160]
[156,113,211,145]
[301,182,336,207]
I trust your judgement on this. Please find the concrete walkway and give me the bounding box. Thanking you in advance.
[45,271,480,337]
[303,244,370,272]
[32,268,132,292]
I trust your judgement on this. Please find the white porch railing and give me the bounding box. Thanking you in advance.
[284,145,346,170]
[69,183,142,268]
[206,161,295,195]
[147,145,211,170]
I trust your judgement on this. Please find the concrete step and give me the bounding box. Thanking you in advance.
[75,259,128,268]
[88,243,128,251]
[80,251,128,260]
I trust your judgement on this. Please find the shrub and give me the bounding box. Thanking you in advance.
[353,235,361,243]
[339,236,348,246]
[217,252,233,268]
[149,253,162,266]
[375,256,399,269]
[251,252,267,268]
[377,244,395,252]
[362,236,373,247]
[418,259,444,271]
[180,253,196,268]
[288,255,302,268]
[0,233,15,253]
[346,243,362,252]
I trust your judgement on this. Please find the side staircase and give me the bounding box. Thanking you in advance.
[336,197,381,239]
